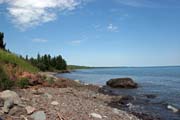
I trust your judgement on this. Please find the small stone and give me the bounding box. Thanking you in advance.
[31,111,46,120]
[113,108,120,114]
[51,101,59,106]
[90,113,102,119]
[25,106,36,115]
[43,93,53,99]
[74,80,80,83]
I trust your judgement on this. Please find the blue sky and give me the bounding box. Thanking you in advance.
[0,0,180,67]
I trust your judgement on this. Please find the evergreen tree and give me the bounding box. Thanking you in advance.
[25,55,29,61]
[0,32,6,50]
[37,53,41,62]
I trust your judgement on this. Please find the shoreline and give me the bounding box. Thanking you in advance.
[0,72,139,120]
[0,71,171,120]
[54,70,180,120]
[53,72,162,120]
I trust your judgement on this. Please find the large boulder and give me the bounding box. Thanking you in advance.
[106,78,138,88]
[0,90,22,113]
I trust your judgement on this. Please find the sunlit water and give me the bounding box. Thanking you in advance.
[57,66,180,120]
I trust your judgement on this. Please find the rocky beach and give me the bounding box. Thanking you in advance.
[0,72,141,120]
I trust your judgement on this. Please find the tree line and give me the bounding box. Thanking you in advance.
[0,32,67,71]
[25,54,67,71]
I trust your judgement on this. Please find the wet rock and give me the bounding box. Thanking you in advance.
[90,113,102,119]
[25,106,36,115]
[119,95,135,105]
[132,112,161,120]
[51,101,59,106]
[167,105,179,113]
[107,78,138,88]
[31,111,46,120]
[144,94,157,99]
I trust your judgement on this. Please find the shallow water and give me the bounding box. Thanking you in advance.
[57,66,180,120]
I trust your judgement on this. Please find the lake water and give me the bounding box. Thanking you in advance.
[57,66,180,120]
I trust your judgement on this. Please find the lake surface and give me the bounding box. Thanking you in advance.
[57,66,180,120]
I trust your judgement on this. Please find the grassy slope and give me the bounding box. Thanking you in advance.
[0,49,39,73]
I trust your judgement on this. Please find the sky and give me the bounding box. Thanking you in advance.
[0,0,180,67]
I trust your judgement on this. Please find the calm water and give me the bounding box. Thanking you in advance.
[57,66,180,120]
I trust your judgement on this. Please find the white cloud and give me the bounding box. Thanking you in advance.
[32,38,48,43]
[0,0,87,29]
[70,40,82,45]
[115,0,155,7]
[107,24,118,32]
[71,40,82,44]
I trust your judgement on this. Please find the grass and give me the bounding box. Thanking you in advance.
[0,65,14,90]
[0,49,39,73]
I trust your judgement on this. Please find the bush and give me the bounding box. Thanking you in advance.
[0,78,14,90]
[17,78,29,88]
[0,66,14,90]
[46,77,55,84]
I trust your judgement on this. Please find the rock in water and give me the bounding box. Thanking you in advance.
[90,113,102,119]
[31,111,46,120]
[167,105,179,113]
[106,78,138,88]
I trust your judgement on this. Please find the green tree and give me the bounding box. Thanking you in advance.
[0,32,6,50]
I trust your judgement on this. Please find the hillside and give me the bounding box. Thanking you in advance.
[0,50,39,72]
[0,49,39,90]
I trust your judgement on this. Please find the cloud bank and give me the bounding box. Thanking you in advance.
[0,0,86,29]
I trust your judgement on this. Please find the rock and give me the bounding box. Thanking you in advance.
[43,93,53,99]
[74,80,81,83]
[0,98,4,107]
[106,78,138,88]
[9,106,26,116]
[2,99,14,113]
[119,95,135,105]
[31,111,46,120]
[144,94,157,99]
[25,106,36,115]
[167,105,179,113]
[113,108,120,114]
[90,113,102,119]
[0,90,21,105]
[51,101,59,106]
